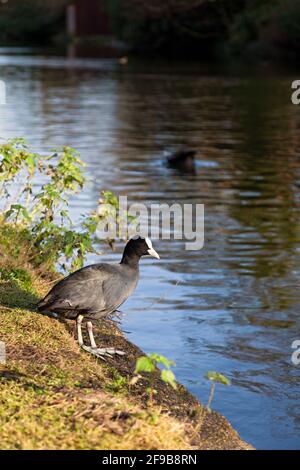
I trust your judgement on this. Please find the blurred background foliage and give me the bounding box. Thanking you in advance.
[0,0,66,45]
[0,0,299,59]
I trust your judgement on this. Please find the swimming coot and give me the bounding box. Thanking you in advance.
[37,236,160,359]
[166,148,196,173]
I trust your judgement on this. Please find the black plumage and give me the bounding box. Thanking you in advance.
[37,263,138,320]
[166,148,196,173]
[37,236,160,358]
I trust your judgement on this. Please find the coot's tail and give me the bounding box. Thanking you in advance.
[36,298,48,312]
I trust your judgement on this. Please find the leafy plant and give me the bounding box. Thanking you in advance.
[131,353,177,405]
[0,266,33,292]
[205,371,231,412]
[0,138,124,272]
[97,190,136,247]
[0,0,65,45]
[106,370,128,394]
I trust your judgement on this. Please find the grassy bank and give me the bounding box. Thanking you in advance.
[0,239,253,450]
[0,139,253,449]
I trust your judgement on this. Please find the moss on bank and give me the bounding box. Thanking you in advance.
[0,250,253,450]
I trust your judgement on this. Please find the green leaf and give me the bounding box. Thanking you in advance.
[4,204,31,223]
[146,387,157,395]
[161,369,177,389]
[135,356,155,374]
[25,154,36,170]
[148,353,175,369]
[205,371,231,386]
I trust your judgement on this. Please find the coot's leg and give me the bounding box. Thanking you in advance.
[82,320,125,359]
[87,321,97,348]
[92,347,126,358]
[77,315,84,346]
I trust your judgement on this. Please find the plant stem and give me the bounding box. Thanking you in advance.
[207,382,215,410]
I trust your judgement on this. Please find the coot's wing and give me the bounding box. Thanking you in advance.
[37,264,117,316]
[101,271,138,313]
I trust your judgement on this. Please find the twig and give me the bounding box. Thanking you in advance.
[207,382,215,410]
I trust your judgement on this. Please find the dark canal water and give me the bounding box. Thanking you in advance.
[0,49,300,449]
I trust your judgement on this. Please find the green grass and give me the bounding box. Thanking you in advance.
[0,229,253,450]
[0,256,195,450]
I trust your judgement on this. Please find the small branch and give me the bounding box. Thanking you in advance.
[207,382,215,410]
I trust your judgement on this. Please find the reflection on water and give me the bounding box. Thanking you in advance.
[0,52,300,449]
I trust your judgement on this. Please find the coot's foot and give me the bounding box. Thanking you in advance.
[81,345,126,360]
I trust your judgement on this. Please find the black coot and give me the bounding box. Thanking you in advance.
[37,236,160,359]
[166,148,196,173]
